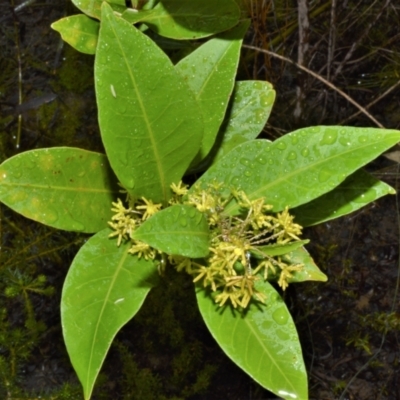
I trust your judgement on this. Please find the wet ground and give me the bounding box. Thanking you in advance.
[1,1,400,399]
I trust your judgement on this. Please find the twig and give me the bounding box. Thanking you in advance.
[294,0,310,121]
[326,0,336,81]
[242,44,385,128]
[332,0,391,80]
[10,0,23,149]
[339,80,400,126]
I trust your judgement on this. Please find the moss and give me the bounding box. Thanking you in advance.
[56,45,94,95]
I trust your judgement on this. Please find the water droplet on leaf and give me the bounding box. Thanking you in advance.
[276,142,287,150]
[272,307,288,325]
[301,148,309,157]
[179,217,188,227]
[257,156,267,164]
[320,129,338,145]
[240,158,250,166]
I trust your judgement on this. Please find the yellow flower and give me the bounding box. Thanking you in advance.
[170,181,188,196]
[128,241,156,260]
[136,197,162,220]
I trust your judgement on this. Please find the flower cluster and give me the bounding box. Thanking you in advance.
[108,196,162,259]
[177,185,304,307]
[108,181,304,309]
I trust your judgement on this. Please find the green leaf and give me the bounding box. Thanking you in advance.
[62,228,158,400]
[96,4,203,204]
[262,246,328,283]
[210,80,275,166]
[196,281,308,400]
[71,0,126,20]
[252,240,310,257]
[175,21,249,164]
[133,205,210,258]
[51,15,99,55]
[193,127,400,214]
[122,0,241,39]
[0,148,118,233]
[292,169,396,226]
[285,246,328,283]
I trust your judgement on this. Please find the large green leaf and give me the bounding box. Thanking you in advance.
[72,0,126,20]
[193,127,400,214]
[175,21,248,164]
[258,246,328,284]
[292,169,396,226]
[284,246,328,283]
[122,0,241,39]
[252,240,309,257]
[62,228,158,400]
[133,205,210,258]
[51,15,99,55]
[0,148,118,233]
[96,3,203,204]
[210,80,275,166]
[196,281,307,400]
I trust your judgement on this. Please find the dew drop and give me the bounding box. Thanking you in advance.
[276,142,287,150]
[231,176,240,185]
[123,177,135,189]
[320,129,338,145]
[290,134,299,145]
[13,170,22,178]
[188,207,197,218]
[286,151,297,161]
[77,171,86,177]
[358,135,368,143]
[257,156,267,165]
[260,96,270,107]
[272,307,288,325]
[244,170,252,177]
[301,148,309,157]
[339,137,351,146]
[275,329,290,341]
[44,207,59,224]
[179,217,188,227]
[240,158,250,167]
[25,159,36,169]
[253,81,263,90]
[353,190,375,203]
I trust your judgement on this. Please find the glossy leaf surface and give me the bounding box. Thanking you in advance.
[0,148,118,233]
[62,229,158,400]
[292,169,396,226]
[261,246,328,283]
[252,240,310,257]
[211,80,275,165]
[196,281,307,400]
[122,0,240,39]
[51,15,99,55]
[193,127,400,214]
[96,4,203,204]
[176,21,248,163]
[72,0,126,20]
[133,205,210,258]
